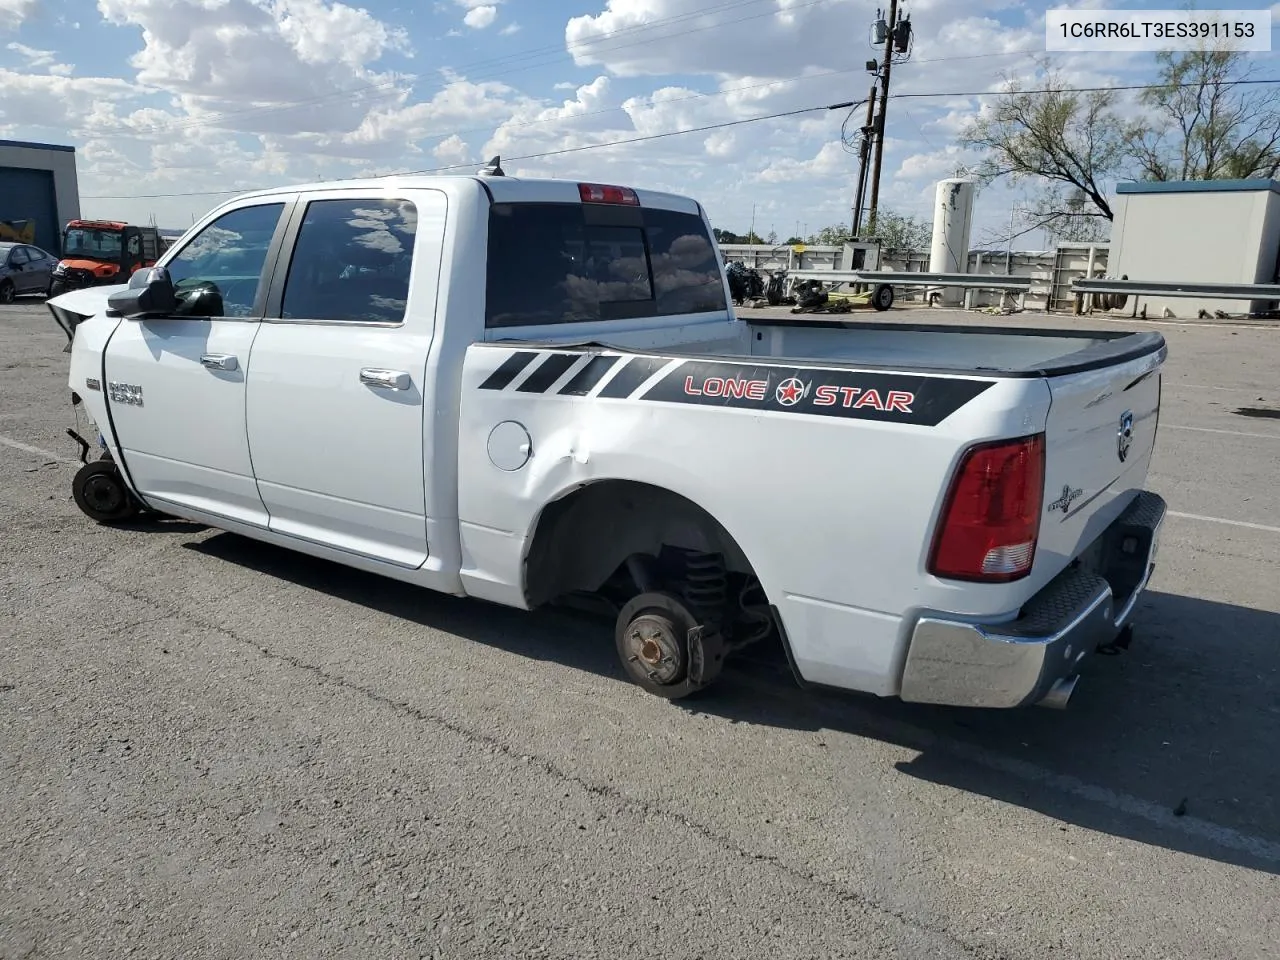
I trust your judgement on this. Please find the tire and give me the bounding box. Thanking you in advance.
[72,459,140,523]
[872,284,894,311]
[0,281,14,304]
[615,591,721,700]
[48,279,68,300]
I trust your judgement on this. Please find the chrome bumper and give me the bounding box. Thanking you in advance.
[900,491,1167,709]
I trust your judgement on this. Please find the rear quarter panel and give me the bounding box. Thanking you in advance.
[456,345,1052,695]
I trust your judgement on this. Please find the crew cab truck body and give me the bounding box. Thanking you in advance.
[50,172,1167,709]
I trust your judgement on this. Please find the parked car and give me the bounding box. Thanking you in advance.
[47,170,1167,710]
[0,242,57,302]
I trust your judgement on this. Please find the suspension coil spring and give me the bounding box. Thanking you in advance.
[681,550,729,622]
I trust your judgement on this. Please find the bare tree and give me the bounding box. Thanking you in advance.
[1125,47,1280,181]
[958,58,1129,233]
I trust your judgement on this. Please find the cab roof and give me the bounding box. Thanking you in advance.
[224,173,703,216]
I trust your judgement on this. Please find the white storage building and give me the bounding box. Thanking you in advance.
[1108,179,1280,317]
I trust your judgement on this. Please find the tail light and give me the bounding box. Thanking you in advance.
[928,433,1046,582]
[578,183,640,206]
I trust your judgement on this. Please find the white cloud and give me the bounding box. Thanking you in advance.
[0,0,39,31]
[7,41,74,74]
[431,133,469,164]
[757,141,846,183]
[462,4,497,29]
[500,21,520,35]
[93,0,411,137]
[898,146,973,181]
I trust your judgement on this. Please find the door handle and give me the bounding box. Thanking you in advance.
[200,353,238,371]
[360,368,411,391]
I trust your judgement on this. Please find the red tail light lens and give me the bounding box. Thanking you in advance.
[578,183,640,206]
[928,433,1046,582]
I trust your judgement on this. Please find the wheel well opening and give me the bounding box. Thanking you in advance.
[523,480,755,609]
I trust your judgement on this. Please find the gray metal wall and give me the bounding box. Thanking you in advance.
[0,140,81,256]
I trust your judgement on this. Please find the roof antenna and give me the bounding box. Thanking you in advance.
[479,155,505,177]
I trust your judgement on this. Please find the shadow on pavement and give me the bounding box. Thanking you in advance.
[187,532,1280,876]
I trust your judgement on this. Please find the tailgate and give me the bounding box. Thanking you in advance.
[1036,348,1164,576]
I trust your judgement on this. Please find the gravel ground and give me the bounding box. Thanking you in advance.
[2,297,1279,959]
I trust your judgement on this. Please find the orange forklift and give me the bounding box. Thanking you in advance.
[48,220,168,297]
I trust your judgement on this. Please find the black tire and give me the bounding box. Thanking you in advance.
[615,591,720,700]
[872,284,894,311]
[48,279,68,300]
[72,459,140,523]
[0,280,14,304]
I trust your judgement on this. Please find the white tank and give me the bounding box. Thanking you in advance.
[928,178,975,306]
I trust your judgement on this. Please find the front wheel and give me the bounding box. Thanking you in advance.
[72,459,140,523]
[872,283,894,311]
[0,281,14,304]
[48,278,68,300]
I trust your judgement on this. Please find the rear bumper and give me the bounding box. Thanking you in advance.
[899,491,1166,708]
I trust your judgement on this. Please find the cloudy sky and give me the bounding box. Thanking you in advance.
[2,0,1277,245]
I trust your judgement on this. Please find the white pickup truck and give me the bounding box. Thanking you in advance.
[49,170,1167,710]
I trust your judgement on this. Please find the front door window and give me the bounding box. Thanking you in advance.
[165,204,286,318]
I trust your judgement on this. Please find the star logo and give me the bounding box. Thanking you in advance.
[775,378,806,406]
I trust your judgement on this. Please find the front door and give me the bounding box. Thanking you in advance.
[102,199,291,525]
[245,191,440,568]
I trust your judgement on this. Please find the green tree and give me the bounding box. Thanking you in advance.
[1125,47,1280,181]
[959,46,1280,242]
[867,210,932,251]
[958,57,1124,237]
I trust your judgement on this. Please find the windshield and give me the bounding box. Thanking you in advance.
[62,227,123,261]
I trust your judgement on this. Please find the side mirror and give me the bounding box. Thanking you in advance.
[107,267,177,319]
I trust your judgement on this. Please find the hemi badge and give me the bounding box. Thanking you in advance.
[85,378,101,391]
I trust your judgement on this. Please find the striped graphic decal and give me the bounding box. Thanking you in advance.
[516,353,577,393]
[558,355,620,395]
[475,348,995,425]
[478,351,538,390]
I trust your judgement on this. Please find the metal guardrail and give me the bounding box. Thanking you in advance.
[784,270,1032,311]
[1071,278,1280,301]
[787,269,1032,291]
[851,271,1033,291]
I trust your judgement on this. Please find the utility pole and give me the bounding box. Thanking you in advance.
[851,80,877,237]
[867,0,911,235]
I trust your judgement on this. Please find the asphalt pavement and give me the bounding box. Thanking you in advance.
[2,297,1279,959]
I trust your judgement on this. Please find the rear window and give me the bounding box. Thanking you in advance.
[485,202,726,328]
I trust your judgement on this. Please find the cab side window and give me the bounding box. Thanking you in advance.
[165,203,285,318]
[280,199,418,324]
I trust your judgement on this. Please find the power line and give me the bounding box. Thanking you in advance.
[82,76,1280,201]
[86,101,858,200]
[891,77,1280,99]
[83,51,1035,198]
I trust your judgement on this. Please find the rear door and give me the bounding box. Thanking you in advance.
[244,189,446,568]
[22,246,54,292]
[101,199,292,525]
[1036,348,1164,571]
[7,246,35,293]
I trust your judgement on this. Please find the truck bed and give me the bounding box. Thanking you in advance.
[740,318,1165,378]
